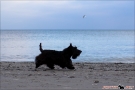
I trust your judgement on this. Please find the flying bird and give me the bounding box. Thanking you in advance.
[83,15,86,18]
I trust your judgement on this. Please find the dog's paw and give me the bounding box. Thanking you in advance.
[67,66,75,70]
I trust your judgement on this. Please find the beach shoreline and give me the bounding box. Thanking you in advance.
[1,62,135,89]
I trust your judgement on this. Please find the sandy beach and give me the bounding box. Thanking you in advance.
[0,62,134,89]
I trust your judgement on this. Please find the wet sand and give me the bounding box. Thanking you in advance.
[0,62,135,89]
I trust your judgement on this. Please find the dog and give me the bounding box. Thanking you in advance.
[35,43,82,70]
[118,84,124,89]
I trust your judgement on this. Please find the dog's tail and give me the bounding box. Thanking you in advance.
[39,43,43,53]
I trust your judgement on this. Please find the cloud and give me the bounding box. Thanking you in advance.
[1,1,134,30]
[1,1,81,17]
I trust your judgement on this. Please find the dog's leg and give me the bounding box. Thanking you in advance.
[59,61,67,69]
[35,64,40,69]
[35,54,44,70]
[35,62,42,71]
[66,59,75,69]
[66,65,74,69]
[46,63,55,69]
[59,65,66,69]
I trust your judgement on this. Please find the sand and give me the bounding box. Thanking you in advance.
[0,62,135,89]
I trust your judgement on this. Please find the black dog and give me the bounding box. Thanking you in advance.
[35,43,82,70]
[118,84,124,89]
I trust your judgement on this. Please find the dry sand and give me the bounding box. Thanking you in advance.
[0,62,135,89]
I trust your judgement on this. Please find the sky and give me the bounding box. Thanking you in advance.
[1,0,134,30]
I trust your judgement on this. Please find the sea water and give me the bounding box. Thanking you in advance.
[1,30,134,63]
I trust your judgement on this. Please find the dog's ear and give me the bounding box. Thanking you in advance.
[70,43,72,46]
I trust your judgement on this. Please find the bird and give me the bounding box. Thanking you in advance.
[83,15,86,18]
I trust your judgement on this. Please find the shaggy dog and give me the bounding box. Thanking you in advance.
[35,43,82,70]
[118,84,124,89]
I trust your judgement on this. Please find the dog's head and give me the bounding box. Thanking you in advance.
[72,47,82,59]
[68,43,82,59]
[63,43,82,59]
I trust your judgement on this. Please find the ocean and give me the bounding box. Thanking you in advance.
[1,30,134,63]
